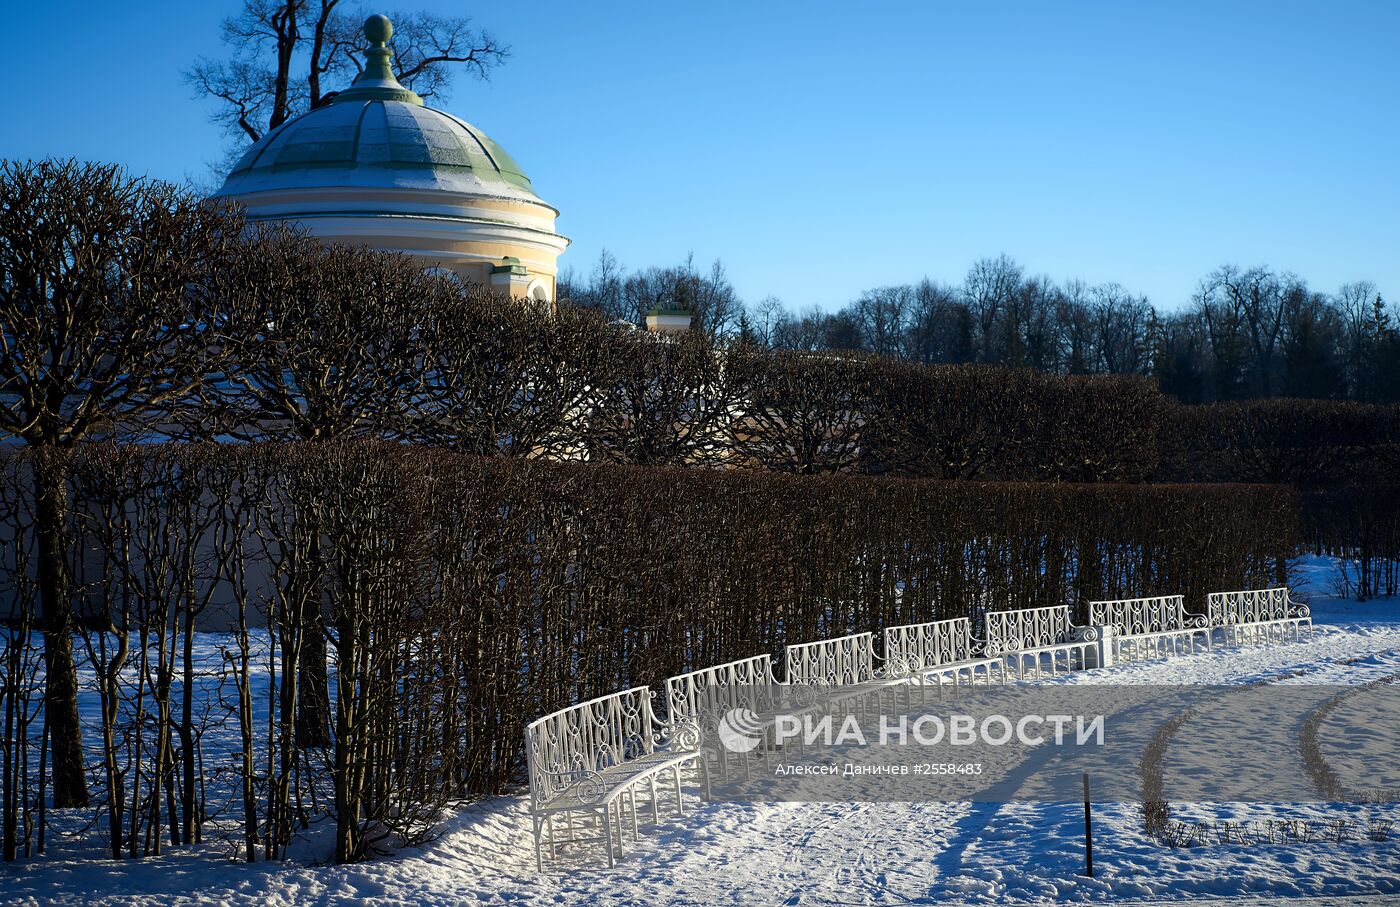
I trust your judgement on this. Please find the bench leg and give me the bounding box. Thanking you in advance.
[603,804,617,868]
[629,789,640,842]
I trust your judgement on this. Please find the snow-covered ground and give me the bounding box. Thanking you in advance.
[6,559,1400,906]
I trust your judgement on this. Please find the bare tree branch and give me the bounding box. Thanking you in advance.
[187,2,509,155]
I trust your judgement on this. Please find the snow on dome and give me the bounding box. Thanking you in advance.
[210,14,568,299]
[218,99,542,202]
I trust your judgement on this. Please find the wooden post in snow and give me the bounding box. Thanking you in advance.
[1083,771,1094,877]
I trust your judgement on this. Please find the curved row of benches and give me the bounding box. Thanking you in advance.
[525,586,1311,868]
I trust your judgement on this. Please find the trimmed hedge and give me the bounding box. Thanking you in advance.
[5,443,1297,775]
[1157,398,1400,485]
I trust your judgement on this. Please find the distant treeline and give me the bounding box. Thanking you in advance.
[561,251,1398,404]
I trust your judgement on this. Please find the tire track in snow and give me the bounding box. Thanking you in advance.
[937,649,1400,887]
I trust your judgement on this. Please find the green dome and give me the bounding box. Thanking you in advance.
[216,14,540,203]
[219,98,538,199]
[208,12,569,286]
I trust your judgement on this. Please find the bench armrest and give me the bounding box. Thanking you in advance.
[877,653,914,680]
[531,767,608,806]
[657,716,702,753]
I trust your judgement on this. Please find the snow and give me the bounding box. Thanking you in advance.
[6,558,1400,906]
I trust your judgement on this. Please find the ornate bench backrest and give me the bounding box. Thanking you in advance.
[1207,587,1291,626]
[983,605,1075,655]
[1089,594,1188,636]
[883,617,976,674]
[664,654,778,724]
[525,685,659,806]
[785,632,876,686]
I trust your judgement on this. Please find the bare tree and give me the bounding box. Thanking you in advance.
[906,279,973,365]
[1056,279,1095,374]
[187,2,508,147]
[204,228,429,749]
[205,228,426,442]
[1280,286,1344,398]
[852,286,913,357]
[1091,283,1153,375]
[561,248,627,320]
[325,9,508,99]
[1337,280,1382,399]
[1006,275,1064,371]
[962,254,1024,363]
[0,159,243,807]
[1193,268,1250,400]
[579,330,736,467]
[1196,265,1291,398]
[746,295,788,348]
[728,348,876,474]
[618,255,740,335]
[772,305,834,352]
[408,286,609,458]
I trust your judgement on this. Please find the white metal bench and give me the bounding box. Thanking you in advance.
[784,630,901,718]
[883,617,1007,687]
[664,654,783,781]
[524,585,1314,869]
[982,604,1103,678]
[1089,594,1211,663]
[785,631,877,686]
[665,653,781,720]
[1207,587,1312,646]
[526,686,703,869]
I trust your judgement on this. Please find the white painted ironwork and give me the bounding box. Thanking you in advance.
[525,686,703,869]
[1209,587,1289,625]
[1207,587,1312,645]
[982,605,1076,655]
[1088,594,1212,662]
[785,631,876,686]
[882,617,1006,687]
[663,654,787,783]
[1089,595,1187,636]
[982,605,1101,679]
[884,617,973,670]
[525,583,1317,868]
[664,654,780,723]
[663,652,812,783]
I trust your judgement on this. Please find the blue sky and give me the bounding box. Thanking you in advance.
[6,1,1397,311]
